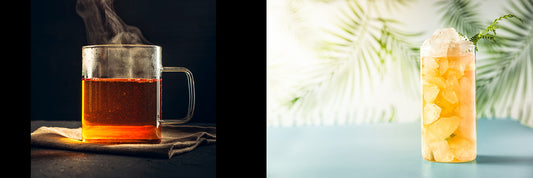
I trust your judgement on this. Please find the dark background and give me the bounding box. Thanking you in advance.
[31,0,216,123]
[30,0,266,175]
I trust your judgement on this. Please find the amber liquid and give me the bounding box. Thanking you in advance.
[421,53,476,162]
[82,78,162,144]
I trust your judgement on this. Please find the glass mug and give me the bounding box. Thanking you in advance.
[81,44,195,144]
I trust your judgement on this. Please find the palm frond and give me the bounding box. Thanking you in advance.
[377,20,422,97]
[435,0,533,128]
[282,0,421,126]
[435,0,484,36]
[475,0,533,127]
[368,0,418,17]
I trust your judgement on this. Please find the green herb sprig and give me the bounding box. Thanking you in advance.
[468,14,524,51]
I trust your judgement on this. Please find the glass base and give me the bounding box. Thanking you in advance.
[82,125,162,144]
[423,155,477,163]
[83,138,161,144]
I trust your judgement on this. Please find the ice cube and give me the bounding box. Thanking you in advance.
[434,93,458,117]
[445,69,463,81]
[423,103,441,125]
[420,28,473,58]
[445,44,474,76]
[429,140,454,162]
[423,83,440,103]
[423,75,446,88]
[421,41,447,57]
[448,58,465,76]
[437,57,448,76]
[449,136,476,161]
[461,53,475,71]
[457,40,475,57]
[430,28,464,44]
[447,42,461,57]
[442,73,460,104]
[426,116,460,141]
[421,136,434,160]
[422,57,439,76]
[423,57,439,69]
[441,90,458,104]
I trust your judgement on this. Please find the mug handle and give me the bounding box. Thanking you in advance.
[161,67,195,125]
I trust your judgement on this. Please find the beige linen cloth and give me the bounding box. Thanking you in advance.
[31,125,216,159]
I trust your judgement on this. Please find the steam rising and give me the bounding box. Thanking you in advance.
[76,0,151,44]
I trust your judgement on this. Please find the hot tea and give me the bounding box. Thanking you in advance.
[82,78,162,143]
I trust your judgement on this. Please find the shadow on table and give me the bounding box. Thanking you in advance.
[476,155,533,166]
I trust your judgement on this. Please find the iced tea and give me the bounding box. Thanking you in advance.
[420,28,476,162]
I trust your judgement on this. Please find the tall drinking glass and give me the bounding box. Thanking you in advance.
[420,38,476,162]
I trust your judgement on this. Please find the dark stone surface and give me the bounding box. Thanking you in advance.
[31,121,216,177]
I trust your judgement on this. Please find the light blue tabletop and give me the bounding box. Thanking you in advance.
[267,119,533,177]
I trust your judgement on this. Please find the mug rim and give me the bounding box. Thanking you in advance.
[82,44,161,49]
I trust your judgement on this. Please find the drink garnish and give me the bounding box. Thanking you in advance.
[458,14,523,51]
